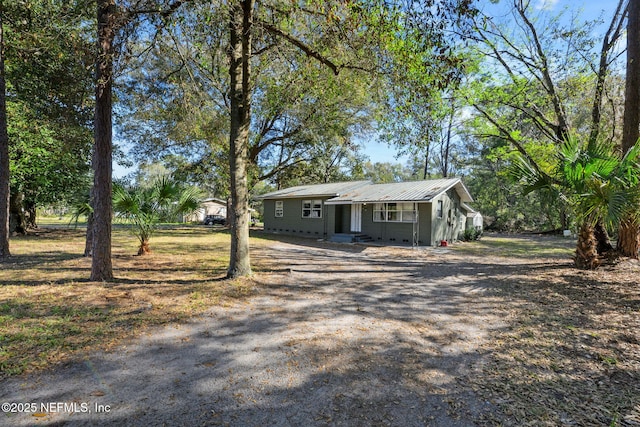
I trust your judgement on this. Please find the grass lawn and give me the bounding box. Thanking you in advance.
[0,224,268,377]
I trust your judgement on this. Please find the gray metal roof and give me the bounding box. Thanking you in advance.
[461,202,478,214]
[258,180,371,199]
[324,178,474,204]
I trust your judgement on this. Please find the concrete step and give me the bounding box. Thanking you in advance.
[329,233,374,243]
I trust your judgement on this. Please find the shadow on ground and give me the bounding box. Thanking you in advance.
[1,236,638,426]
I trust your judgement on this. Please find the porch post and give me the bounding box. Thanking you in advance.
[350,203,362,233]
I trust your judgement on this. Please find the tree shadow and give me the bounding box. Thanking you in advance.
[0,273,500,426]
[1,231,637,426]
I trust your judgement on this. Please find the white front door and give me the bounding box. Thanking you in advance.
[350,203,362,233]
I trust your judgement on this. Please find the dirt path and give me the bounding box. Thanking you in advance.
[1,240,518,426]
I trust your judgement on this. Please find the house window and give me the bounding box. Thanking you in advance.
[302,199,322,218]
[373,202,416,223]
[275,201,283,217]
[436,200,443,218]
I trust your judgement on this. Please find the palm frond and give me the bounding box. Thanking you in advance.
[509,155,553,195]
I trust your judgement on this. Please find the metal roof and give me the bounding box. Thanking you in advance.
[461,202,479,214]
[324,178,474,204]
[258,180,371,199]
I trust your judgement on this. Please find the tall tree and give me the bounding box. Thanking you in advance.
[0,4,9,259]
[91,0,117,281]
[623,0,640,152]
[120,0,478,277]
[91,0,190,281]
[465,0,627,232]
[619,0,640,258]
[1,2,94,234]
[227,0,254,277]
[224,0,478,277]
[117,5,375,194]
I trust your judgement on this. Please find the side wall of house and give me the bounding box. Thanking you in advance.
[263,198,328,238]
[418,203,432,245]
[430,190,466,245]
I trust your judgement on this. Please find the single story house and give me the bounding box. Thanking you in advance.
[258,178,477,246]
[184,197,227,223]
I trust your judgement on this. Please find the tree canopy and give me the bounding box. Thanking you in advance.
[4,0,94,232]
[2,0,639,273]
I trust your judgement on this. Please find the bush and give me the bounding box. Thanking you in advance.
[462,227,483,241]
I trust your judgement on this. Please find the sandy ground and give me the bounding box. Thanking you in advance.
[0,240,514,426]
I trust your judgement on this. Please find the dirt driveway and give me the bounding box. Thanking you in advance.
[2,235,637,426]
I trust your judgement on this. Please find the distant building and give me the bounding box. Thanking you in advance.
[184,198,227,223]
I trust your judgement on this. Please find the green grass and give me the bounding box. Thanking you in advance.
[453,233,576,258]
[0,226,270,377]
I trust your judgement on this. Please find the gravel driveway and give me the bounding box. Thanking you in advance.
[1,240,510,426]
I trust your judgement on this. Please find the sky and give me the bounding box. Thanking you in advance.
[113,0,622,179]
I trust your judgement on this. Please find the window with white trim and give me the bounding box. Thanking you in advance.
[373,202,416,223]
[275,200,283,217]
[436,200,443,218]
[302,199,322,218]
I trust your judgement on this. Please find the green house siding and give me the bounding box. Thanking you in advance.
[430,189,465,245]
[261,179,474,246]
[263,198,327,237]
[264,195,466,246]
[418,203,432,245]
[358,204,419,244]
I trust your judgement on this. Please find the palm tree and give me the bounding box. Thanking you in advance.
[511,135,640,269]
[113,177,202,255]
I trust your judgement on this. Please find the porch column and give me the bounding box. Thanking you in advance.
[350,203,362,233]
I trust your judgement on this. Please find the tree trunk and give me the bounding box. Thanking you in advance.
[24,200,36,229]
[137,239,151,256]
[0,9,10,259]
[84,211,94,257]
[594,221,613,254]
[441,100,455,178]
[226,0,253,278]
[617,218,640,259]
[9,192,26,235]
[91,0,115,281]
[619,0,640,258]
[575,222,599,269]
[422,138,430,180]
[589,0,626,146]
[623,0,640,153]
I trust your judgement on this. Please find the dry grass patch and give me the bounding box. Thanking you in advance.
[452,232,576,258]
[0,226,271,378]
[460,250,640,425]
[398,233,640,425]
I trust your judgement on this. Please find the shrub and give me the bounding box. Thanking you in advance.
[462,227,483,241]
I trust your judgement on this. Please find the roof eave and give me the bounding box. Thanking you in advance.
[258,193,341,200]
[325,198,434,205]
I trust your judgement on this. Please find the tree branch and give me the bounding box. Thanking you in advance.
[473,102,559,186]
[258,20,341,75]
